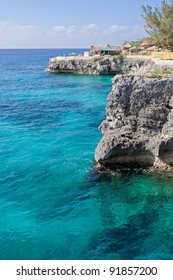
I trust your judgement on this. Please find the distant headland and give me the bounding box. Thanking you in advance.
[47,41,173,75]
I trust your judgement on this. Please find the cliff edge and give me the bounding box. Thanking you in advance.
[47,55,161,75]
[95,74,173,171]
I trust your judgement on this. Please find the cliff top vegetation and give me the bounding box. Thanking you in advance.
[142,1,173,51]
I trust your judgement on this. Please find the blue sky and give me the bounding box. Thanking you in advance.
[0,0,163,48]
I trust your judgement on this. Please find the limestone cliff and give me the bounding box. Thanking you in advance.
[47,56,121,75]
[47,55,161,75]
[47,54,173,171]
[95,74,173,171]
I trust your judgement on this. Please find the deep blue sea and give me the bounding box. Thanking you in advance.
[0,49,173,260]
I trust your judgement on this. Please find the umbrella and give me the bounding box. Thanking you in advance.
[129,46,141,51]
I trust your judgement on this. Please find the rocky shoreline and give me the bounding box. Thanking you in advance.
[47,55,122,75]
[47,54,173,171]
[47,55,173,76]
[47,55,157,75]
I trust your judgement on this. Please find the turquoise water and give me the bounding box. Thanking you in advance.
[0,49,173,260]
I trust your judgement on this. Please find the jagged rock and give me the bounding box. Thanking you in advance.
[95,75,173,171]
[47,56,122,75]
[47,55,167,75]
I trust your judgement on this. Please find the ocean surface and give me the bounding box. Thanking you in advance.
[0,49,173,260]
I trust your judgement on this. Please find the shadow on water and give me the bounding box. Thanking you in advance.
[69,167,173,260]
[2,154,173,259]
[33,166,130,221]
[85,219,152,259]
[33,166,152,221]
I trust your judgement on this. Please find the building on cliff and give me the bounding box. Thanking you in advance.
[122,42,132,51]
[90,44,122,56]
[140,40,155,49]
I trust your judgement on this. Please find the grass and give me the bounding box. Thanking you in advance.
[146,69,172,78]
[94,56,103,62]
[113,53,124,62]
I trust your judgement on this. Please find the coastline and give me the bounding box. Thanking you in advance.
[47,54,173,172]
[1,49,173,260]
[47,54,173,75]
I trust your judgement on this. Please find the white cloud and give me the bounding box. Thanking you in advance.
[0,21,9,29]
[48,25,78,38]
[130,25,144,35]
[0,21,40,35]
[0,21,10,32]
[81,23,98,33]
[0,20,147,48]
[14,25,40,35]
[49,23,98,37]
[49,25,66,34]
[67,25,77,36]
[104,25,127,34]
[120,25,147,42]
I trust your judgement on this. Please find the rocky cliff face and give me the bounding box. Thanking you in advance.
[47,56,161,75]
[95,75,173,171]
[47,54,173,171]
[48,56,122,75]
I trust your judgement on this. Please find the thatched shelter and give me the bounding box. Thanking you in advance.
[140,40,155,48]
[123,43,132,50]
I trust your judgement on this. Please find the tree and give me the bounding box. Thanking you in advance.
[142,1,173,51]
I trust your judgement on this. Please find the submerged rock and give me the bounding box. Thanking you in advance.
[95,75,173,171]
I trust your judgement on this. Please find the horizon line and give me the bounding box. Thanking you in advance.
[0,47,90,50]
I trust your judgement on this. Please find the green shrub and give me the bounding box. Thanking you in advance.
[113,53,124,63]
[99,60,106,65]
[117,53,124,60]
[94,56,103,62]
[145,69,172,79]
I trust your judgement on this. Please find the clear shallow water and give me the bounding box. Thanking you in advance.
[0,49,173,260]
